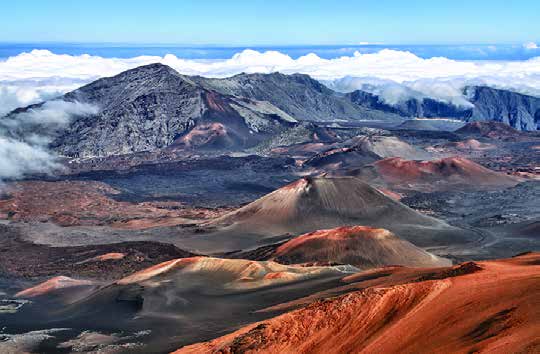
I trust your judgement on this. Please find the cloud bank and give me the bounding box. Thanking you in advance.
[0,100,98,183]
[1,49,540,112]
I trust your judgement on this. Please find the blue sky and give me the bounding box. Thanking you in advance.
[1,0,539,45]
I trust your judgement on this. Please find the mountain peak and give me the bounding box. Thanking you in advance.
[124,62,178,75]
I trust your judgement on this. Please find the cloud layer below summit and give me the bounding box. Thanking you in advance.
[0,100,98,183]
[1,48,540,113]
[0,47,539,182]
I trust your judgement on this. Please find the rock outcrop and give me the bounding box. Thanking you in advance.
[194,72,399,122]
[347,86,540,131]
[48,64,301,157]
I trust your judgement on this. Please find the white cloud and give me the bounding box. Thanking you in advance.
[0,100,98,182]
[3,100,98,130]
[1,49,540,112]
[523,42,539,50]
[0,136,62,181]
[1,48,539,83]
[0,80,85,116]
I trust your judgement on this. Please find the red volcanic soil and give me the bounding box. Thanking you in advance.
[175,122,229,148]
[204,91,234,113]
[15,276,94,298]
[455,121,523,140]
[0,180,228,228]
[373,156,522,190]
[88,252,126,261]
[176,253,540,354]
[271,226,450,269]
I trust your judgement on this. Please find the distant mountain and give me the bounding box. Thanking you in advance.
[346,86,540,131]
[7,64,400,158]
[466,86,540,131]
[51,64,303,157]
[8,64,539,159]
[347,90,468,119]
[193,72,399,122]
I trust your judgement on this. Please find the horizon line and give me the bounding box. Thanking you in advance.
[0,41,536,47]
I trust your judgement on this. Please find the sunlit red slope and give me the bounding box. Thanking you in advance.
[15,276,95,298]
[366,156,521,191]
[456,121,523,139]
[116,256,341,291]
[176,253,540,354]
[271,226,450,269]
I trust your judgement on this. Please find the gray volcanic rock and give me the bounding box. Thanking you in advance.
[50,64,297,157]
[9,64,402,158]
[466,86,540,131]
[193,72,400,122]
[346,90,469,119]
[396,119,466,131]
[346,86,540,131]
[55,64,204,156]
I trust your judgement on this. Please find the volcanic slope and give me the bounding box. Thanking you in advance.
[210,177,476,247]
[15,276,95,298]
[193,72,401,122]
[114,257,344,290]
[455,121,524,139]
[177,252,540,354]
[304,135,430,171]
[10,66,405,158]
[21,257,351,352]
[429,138,495,152]
[38,63,298,157]
[265,226,450,268]
[356,156,522,192]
